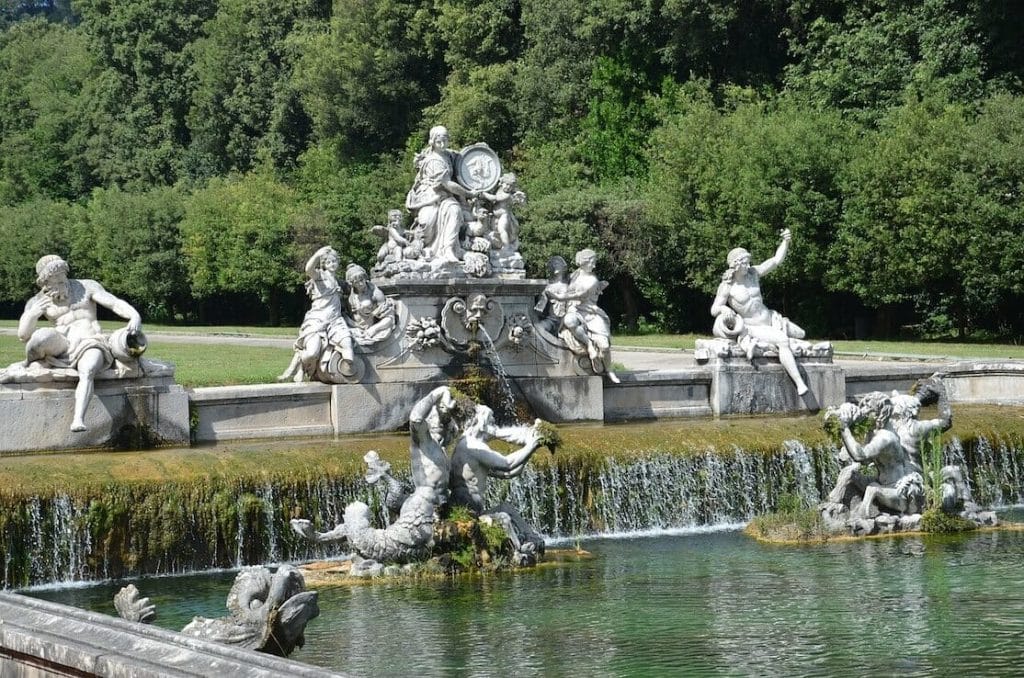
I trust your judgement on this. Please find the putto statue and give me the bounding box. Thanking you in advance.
[372,125,526,280]
[705,229,830,395]
[291,387,551,568]
[114,564,319,657]
[536,250,619,382]
[821,374,996,535]
[0,255,152,431]
[279,248,397,384]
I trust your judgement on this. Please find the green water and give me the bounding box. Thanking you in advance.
[25,522,1024,677]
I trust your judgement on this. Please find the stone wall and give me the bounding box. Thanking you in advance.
[0,593,343,677]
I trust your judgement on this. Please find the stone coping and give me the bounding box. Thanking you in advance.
[0,592,344,677]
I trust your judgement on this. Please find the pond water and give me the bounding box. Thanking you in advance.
[25,519,1024,677]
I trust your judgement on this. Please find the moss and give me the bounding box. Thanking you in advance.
[535,420,562,455]
[920,508,978,533]
[746,509,831,544]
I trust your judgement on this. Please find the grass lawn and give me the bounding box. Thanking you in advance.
[0,334,291,388]
[2,323,1024,388]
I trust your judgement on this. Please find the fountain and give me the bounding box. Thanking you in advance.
[275,125,618,430]
[2,124,1024,678]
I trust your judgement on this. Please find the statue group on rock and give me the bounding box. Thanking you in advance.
[291,386,548,571]
[373,125,526,280]
[821,374,996,535]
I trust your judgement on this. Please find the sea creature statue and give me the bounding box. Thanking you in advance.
[372,125,526,280]
[114,564,319,657]
[821,374,996,535]
[701,229,831,395]
[536,251,620,382]
[291,386,462,564]
[0,255,171,432]
[291,387,551,568]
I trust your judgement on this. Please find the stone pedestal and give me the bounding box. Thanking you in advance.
[706,358,845,416]
[367,278,595,382]
[0,375,189,453]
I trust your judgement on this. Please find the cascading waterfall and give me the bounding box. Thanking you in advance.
[2,435,1021,588]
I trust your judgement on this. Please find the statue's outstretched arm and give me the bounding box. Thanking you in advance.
[410,386,452,425]
[89,282,142,332]
[755,228,791,276]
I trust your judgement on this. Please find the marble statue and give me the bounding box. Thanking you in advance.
[709,229,829,395]
[291,388,551,567]
[1,255,148,431]
[450,405,547,564]
[369,125,525,280]
[280,251,398,384]
[821,374,996,534]
[343,263,396,345]
[536,250,620,382]
[114,564,319,657]
[406,125,471,267]
[291,386,462,563]
[278,246,355,382]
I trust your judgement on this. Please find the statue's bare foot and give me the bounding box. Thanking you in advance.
[70,420,87,432]
[606,370,621,384]
[796,382,809,396]
[276,372,292,383]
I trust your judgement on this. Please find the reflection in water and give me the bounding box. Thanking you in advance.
[25,528,1024,677]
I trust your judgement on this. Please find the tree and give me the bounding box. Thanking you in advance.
[186,0,322,177]
[646,85,853,334]
[289,0,442,156]
[829,96,975,336]
[179,172,308,324]
[785,0,989,123]
[70,186,190,321]
[73,0,216,187]
[0,198,78,303]
[0,19,95,204]
[290,144,409,269]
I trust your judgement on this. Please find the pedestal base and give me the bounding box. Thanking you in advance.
[708,359,845,416]
[0,376,189,453]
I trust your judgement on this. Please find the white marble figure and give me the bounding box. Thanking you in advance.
[538,250,619,382]
[278,246,355,383]
[291,389,553,566]
[12,255,144,432]
[371,209,428,277]
[479,173,525,251]
[405,126,474,267]
[343,263,396,345]
[824,375,952,520]
[711,228,816,395]
[290,386,461,563]
[449,406,547,563]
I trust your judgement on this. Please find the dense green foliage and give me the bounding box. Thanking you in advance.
[0,0,1022,336]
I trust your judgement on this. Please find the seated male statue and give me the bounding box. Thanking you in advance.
[16,255,144,431]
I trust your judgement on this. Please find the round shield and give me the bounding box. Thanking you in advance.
[455,143,501,192]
